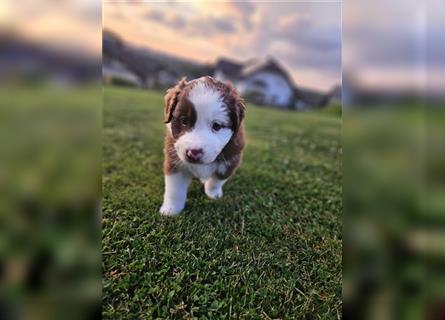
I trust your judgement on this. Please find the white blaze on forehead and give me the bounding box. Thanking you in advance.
[188,79,226,120]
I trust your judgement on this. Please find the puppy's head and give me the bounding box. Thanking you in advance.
[164,76,245,164]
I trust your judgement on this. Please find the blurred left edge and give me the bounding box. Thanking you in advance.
[0,1,102,319]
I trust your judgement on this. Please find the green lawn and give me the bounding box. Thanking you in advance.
[102,86,342,319]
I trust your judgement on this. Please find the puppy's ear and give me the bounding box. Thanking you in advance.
[225,81,246,132]
[164,77,187,123]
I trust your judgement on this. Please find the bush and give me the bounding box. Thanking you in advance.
[321,103,342,116]
[110,77,138,88]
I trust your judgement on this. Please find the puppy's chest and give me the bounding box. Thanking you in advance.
[182,161,227,179]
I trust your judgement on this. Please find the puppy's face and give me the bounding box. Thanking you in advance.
[164,77,245,164]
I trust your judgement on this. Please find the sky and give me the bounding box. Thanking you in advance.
[2,0,102,55]
[104,1,342,92]
[4,0,440,93]
[343,0,444,93]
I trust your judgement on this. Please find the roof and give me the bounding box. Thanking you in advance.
[215,57,294,86]
[295,87,328,108]
[215,58,243,77]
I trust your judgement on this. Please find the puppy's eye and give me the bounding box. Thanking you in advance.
[179,116,188,126]
[212,122,223,131]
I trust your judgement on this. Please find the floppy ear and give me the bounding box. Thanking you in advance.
[235,94,246,126]
[225,81,246,132]
[164,77,187,123]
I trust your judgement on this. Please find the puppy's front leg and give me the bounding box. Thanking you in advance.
[204,176,227,200]
[160,171,192,216]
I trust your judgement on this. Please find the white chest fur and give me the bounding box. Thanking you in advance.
[181,162,217,180]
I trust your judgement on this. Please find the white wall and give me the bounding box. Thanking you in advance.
[102,66,141,87]
[238,72,293,108]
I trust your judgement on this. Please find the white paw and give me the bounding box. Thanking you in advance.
[205,186,223,200]
[159,202,184,216]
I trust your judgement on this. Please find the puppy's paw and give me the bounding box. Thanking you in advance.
[159,202,184,216]
[205,186,223,200]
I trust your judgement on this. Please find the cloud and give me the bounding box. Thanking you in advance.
[240,4,341,76]
[169,15,186,29]
[109,2,342,90]
[248,38,341,81]
[268,13,341,55]
[226,0,256,30]
[144,8,236,36]
[143,9,186,29]
[277,13,312,30]
[191,16,236,35]
[271,9,340,53]
[228,0,254,15]
[144,9,163,22]
[110,10,125,21]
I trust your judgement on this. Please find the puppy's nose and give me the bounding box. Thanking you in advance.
[186,148,203,162]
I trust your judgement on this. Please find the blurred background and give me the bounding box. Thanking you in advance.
[103,1,342,113]
[0,0,101,319]
[343,0,445,319]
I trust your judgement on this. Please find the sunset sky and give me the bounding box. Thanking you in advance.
[3,1,442,93]
[2,0,101,54]
[104,1,342,92]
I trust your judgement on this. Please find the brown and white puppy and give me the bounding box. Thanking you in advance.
[160,76,246,216]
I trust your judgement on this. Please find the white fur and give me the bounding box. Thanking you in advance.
[174,79,233,164]
[160,171,192,216]
[217,159,231,176]
[204,176,227,199]
[182,162,217,180]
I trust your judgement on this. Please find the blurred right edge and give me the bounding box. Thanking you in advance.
[342,0,445,319]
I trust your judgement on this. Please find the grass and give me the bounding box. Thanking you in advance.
[102,86,342,319]
[343,108,445,319]
[1,86,101,319]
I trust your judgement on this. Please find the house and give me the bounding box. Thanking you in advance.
[102,59,141,87]
[294,87,329,110]
[214,57,295,109]
[326,84,342,106]
[103,29,211,90]
[102,31,340,110]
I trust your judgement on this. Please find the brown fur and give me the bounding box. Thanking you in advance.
[164,77,188,124]
[215,125,245,179]
[163,133,180,175]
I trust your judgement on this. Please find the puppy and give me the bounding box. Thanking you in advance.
[160,76,246,216]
